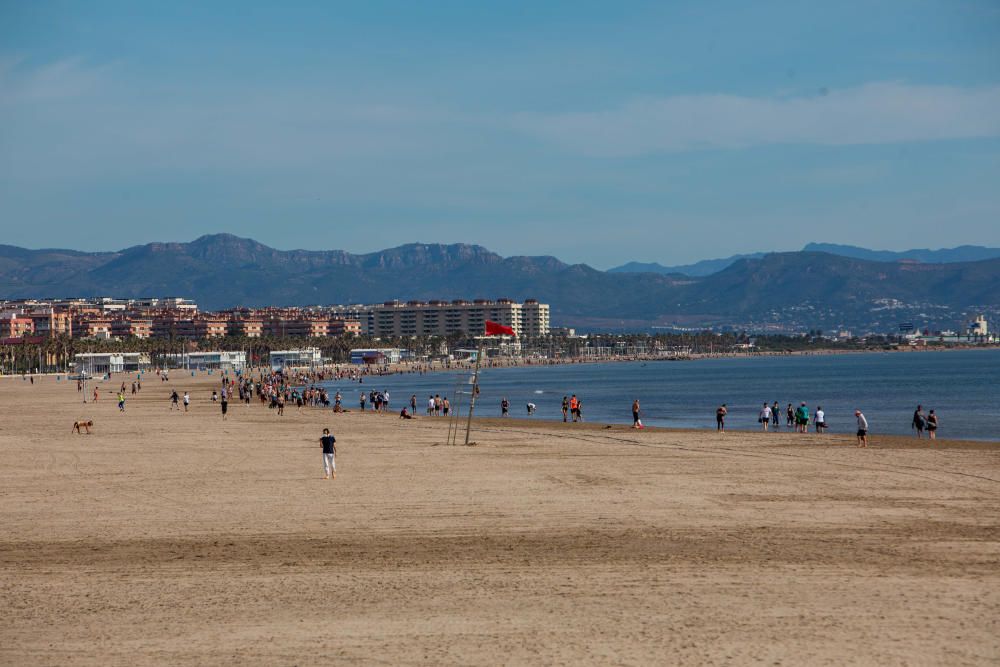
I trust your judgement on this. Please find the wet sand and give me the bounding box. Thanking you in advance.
[2,374,998,665]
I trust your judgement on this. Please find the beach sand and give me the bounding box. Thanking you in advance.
[1,374,998,665]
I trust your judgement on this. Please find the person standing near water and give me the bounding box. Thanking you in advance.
[927,410,938,439]
[912,405,926,438]
[855,410,869,447]
[814,406,827,433]
[716,404,727,432]
[562,396,569,422]
[501,397,510,417]
[771,401,780,428]
[320,428,336,480]
[632,399,642,429]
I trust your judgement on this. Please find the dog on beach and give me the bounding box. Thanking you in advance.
[72,420,94,434]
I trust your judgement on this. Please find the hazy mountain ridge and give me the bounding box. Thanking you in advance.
[610,244,1000,277]
[1,234,997,331]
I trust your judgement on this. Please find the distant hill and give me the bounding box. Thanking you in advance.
[609,244,1000,277]
[801,243,1000,264]
[1,234,997,331]
[609,253,768,277]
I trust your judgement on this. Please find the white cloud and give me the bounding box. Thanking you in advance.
[511,82,1000,156]
[0,57,112,106]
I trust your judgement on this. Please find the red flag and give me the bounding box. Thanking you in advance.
[485,320,515,336]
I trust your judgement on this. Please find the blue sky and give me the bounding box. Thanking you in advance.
[1,1,999,268]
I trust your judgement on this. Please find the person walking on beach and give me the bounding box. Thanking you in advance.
[632,399,642,429]
[562,396,569,422]
[786,403,794,428]
[927,410,938,439]
[442,397,450,416]
[220,390,229,420]
[814,406,827,433]
[360,391,367,412]
[771,401,780,428]
[716,404,727,432]
[170,390,179,410]
[427,395,435,416]
[569,395,579,422]
[855,410,869,447]
[912,405,926,438]
[117,391,126,412]
[183,391,190,412]
[320,428,337,480]
[759,403,771,431]
[410,395,417,414]
[501,397,510,417]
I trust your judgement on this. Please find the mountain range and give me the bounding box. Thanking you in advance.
[1,234,998,332]
[609,243,1000,277]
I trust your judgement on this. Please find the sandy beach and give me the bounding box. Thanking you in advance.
[2,373,998,666]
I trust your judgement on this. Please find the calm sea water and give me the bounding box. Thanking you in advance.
[321,349,1000,441]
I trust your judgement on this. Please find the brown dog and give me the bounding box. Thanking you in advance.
[72,420,94,434]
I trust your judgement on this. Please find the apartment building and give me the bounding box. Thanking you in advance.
[0,312,34,338]
[28,310,73,337]
[368,299,550,338]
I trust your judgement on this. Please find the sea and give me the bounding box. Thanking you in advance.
[320,349,1000,441]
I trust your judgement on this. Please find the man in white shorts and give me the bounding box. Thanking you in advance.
[320,428,337,479]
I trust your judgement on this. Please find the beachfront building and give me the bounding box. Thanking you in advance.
[163,351,248,371]
[349,348,403,365]
[269,348,323,371]
[367,299,550,339]
[74,352,151,374]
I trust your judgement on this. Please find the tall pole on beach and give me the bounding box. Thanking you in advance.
[463,339,483,446]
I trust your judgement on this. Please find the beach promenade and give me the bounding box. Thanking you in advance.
[2,374,998,665]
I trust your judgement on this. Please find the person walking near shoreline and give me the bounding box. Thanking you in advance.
[170,390,179,410]
[716,404,727,432]
[320,428,337,480]
[786,403,794,428]
[771,401,780,428]
[501,397,510,417]
[632,399,642,429]
[183,391,190,412]
[569,395,579,422]
[759,403,771,431]
[795,403,809,433]
[855,410,869,447]
[562,396,569,422]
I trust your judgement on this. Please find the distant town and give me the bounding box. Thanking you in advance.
[0,296,994,376]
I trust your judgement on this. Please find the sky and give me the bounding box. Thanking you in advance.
[1,0,999,269]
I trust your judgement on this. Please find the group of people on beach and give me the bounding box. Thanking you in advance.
[755,402,827,433]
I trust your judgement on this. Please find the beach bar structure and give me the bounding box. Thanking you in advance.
[164,351,248,371]
[269,348,322,371]
[74,352,150,374]
[349,348,403,365]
